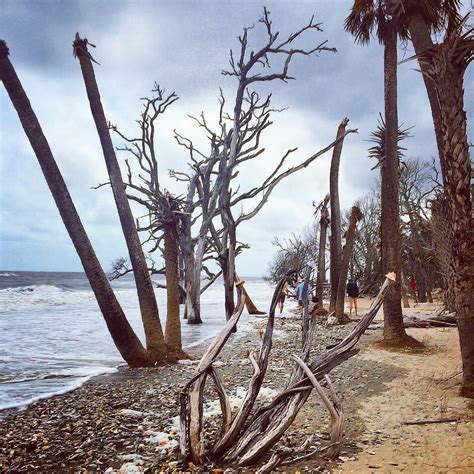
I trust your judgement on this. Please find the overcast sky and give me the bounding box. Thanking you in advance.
[0,0,472,277]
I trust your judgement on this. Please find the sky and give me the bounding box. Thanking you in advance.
[0,0,472,277]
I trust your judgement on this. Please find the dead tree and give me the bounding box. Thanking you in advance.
[352,191,381,290]
[329,118,351,312]
[267,230,318,283]
[399,157,440,304]
[105,83,223,326]
[198,8,357,322]
[315,195,330,309]
[335,205,363,322]
[179,272,396,470]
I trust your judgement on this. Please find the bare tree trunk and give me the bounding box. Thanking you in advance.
[0,40,152,367]
[73,35,167,361]
[329,118,349,312]
[335,206,363,321]
[180,222,203,324]
[316,203,329,309]
[164,226,183,358]
[381,24,408,341]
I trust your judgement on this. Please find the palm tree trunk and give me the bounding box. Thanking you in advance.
[73,36,167,361]
[329,118,350,312]
[316,206,329,309]
[0,40,151,367]
[406,13,445,180]
[431,194,455,310]
[381,24,407,341]
[422,34,474,396]
[164,226,184,358]
[335,206,362,321]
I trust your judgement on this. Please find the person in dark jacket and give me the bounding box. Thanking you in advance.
[346,278,359,317]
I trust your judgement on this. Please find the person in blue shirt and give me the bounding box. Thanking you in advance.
[296,281,311,307]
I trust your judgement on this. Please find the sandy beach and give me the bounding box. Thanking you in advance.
[1,298,473,473]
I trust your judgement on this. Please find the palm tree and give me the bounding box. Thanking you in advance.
[414,21,474,397]
[392,2,473,396]
[0,40,152,367]
[389,0,462,179]
[345,1,410,342]
[73,34,167,362]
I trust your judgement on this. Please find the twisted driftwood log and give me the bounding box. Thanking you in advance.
[179,272,396,470]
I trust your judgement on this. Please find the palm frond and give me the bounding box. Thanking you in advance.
[367,113,413,170]
[344,0,386,44]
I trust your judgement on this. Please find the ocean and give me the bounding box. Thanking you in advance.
[0,271,275,412]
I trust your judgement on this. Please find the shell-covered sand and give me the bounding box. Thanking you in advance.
[1,299,472,473]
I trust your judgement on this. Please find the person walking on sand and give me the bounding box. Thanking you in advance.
[346,278,359,317]
[278,280,290,314]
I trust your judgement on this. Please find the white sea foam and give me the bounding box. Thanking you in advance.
[0,273,275,410]
[0,273,19,277]
[0,284,95,312]
[0,367,118,411]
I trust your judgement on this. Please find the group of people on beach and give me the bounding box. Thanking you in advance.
[277,276,360,316]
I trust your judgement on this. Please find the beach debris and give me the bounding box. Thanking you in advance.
[118,409,145,418]
[179,272,396,471]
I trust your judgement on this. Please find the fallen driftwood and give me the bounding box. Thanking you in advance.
[242,284,266,315]
[401,417,459,426]
[179,272,396,471]
[368,311,457,330]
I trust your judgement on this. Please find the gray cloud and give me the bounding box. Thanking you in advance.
[1,0,472,276]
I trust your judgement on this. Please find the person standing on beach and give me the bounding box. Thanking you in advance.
[346,278,359,317]
[296,281,311,308]
[408,276,418,302]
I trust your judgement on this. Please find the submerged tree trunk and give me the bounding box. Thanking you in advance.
[0,40,152,367]
[73,35,167,361]
[164,226,183,358]
[381,24,408,341]
[316,200,329,309]
[418,30,474,396]
[335,206,363,321]
[329,118,350,312]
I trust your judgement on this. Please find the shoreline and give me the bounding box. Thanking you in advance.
[0,314,258,416]
[1,301,473,473]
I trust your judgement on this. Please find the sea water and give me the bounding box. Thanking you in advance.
[0,271,275,411]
